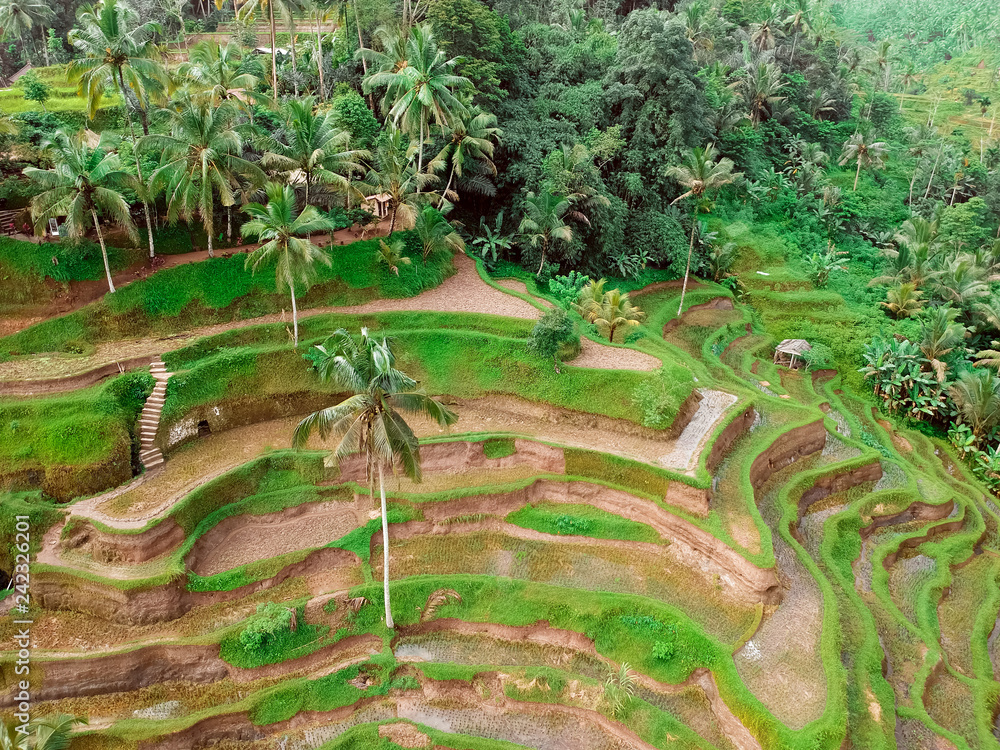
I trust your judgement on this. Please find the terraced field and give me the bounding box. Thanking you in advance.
[2,251,999,750]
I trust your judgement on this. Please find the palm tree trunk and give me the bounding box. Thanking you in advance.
[853,158,862,191]
[41,27,50,67]
[678,211,697,315]
[92,210,116,294]
[924,148,942,200]
[439,161,456,209]
[389,205,397,235]
[290,25,300,98]
[304,174,310,206]
[206,212,214,257]
[290,281,298,347]
[117,71,157,259]
[269,0,278,95]
[378,462,394,629]
[315,10,325,101]
[227,205,233,241]
[909,158,920,206]
[352,1,374,110]
[416,115,425,193]
[536,238,547,277]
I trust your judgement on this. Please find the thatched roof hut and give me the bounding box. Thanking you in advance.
[773,339,811,369]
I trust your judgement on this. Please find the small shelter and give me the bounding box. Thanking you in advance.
[363,193,392,219]
[774,339,811,369]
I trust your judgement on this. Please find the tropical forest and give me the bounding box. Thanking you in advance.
[0,0,999,747]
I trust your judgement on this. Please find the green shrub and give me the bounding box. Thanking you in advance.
[631,369,694,430]
[526,308,579,362]
[221,603,327,669]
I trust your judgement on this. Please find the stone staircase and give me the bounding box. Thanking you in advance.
[138,359,171,471]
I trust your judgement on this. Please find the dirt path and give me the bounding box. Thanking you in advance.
[0,253,660,385]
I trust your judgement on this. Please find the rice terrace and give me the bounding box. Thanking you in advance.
[0,0,999,747]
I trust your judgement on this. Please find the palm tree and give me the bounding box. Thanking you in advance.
[949,369,1000,445]
[413,206,464,263]
[839,132,889,191]
[432,106,501,209]
[68,0,163,257]
[932,255,989,310]
[518,191,573,278]
[261,97,368,206]
[919,306,966,382]
[242,183,334,347]
[377,237,412,276]
[293,328,458,628]
[362,24,469,178]
[667,144,741,314]
[974,342,1000,371]
[736,61,787,127]
[237,0,302,94]
[0,0,53,66]
[781,0,810,63]
[592,289,645,342]
[142,100,264,257]
[362,126,437,234]
[24,130,138,294]
[880,283,924,319]
[572,277,607,321]
[177,40,259,105]
[67,0,164,133]
[23,713,87,750]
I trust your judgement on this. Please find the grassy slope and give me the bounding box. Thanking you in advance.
[0,233,448,358]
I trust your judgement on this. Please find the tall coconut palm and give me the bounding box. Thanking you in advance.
[0,0,53,66]
[242,183,334,347]
[68,0,164,257]
[592,288,645,343]
[361,126,437,234]
[177,40,259,105]
[362,23,469,179]
[142,100,264,258]
[261,97,368,206]
[736,60,786,127]
[518,191,573,278]
[667,144,741,314]
[67,0,164,133]
[24,130,138,293]
[839,132,889,191]
[237,0,288,95]
[949,369,1000,446]
[413,205,464,263]
[293,328,458,628]
[432,106,501,209]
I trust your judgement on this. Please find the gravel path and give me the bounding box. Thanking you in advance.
[660,390,739,472]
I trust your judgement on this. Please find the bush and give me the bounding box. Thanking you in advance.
[526,308,578,362]
[632,369,692,429]
[548,271,590,308]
